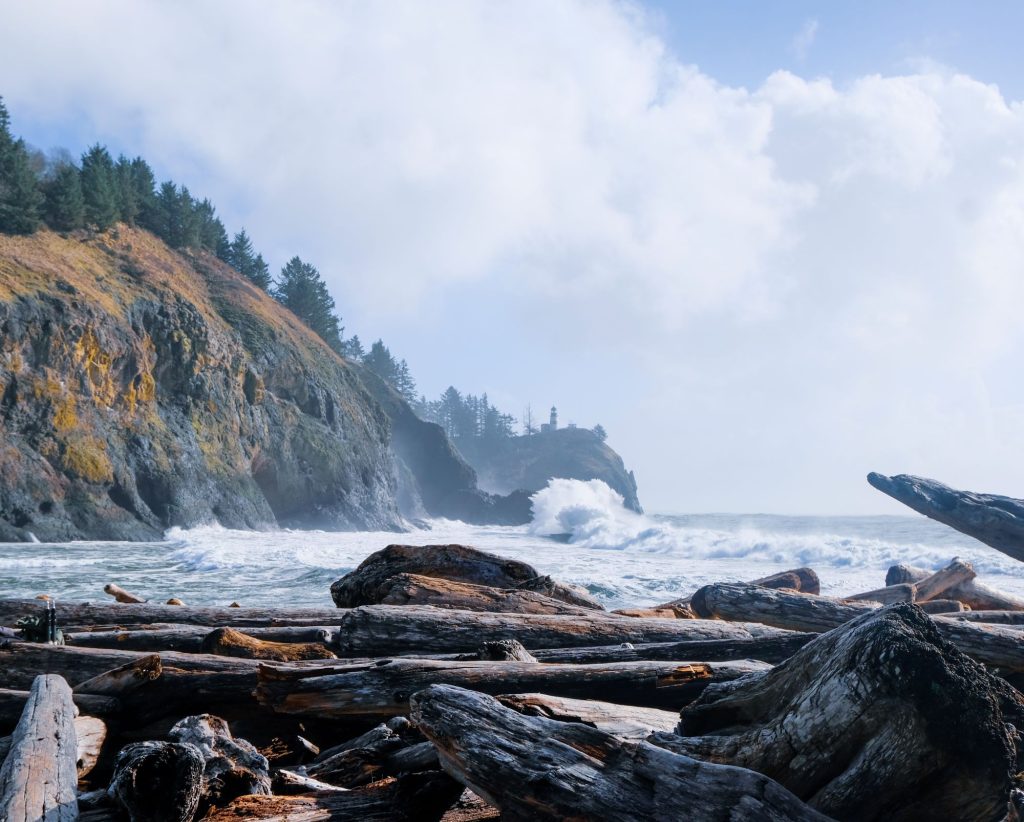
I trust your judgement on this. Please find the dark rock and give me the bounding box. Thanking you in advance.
[868,472,1024,563]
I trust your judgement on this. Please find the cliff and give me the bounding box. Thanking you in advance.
[0,226,405,541]
[455,427,642,513]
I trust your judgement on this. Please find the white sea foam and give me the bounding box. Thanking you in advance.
[4,479,1024,608]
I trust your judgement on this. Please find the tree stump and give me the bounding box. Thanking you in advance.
[108,741,205,822]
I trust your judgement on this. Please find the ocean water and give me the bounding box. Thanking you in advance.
[2,478,1023,609]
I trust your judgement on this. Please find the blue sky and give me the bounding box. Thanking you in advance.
[3,1,1024,514]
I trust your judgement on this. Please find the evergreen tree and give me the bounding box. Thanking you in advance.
[79,144,118,230]
[342,335,365,360]
[227,229,272,289]
[363,339,399,385]
[153,181,181,245]
[41,162,84,231]
[394,359,417,403]
[177,186,201,248]
[276,256,344,352]
[0,98,43,234]
[129,157,159,231]
[114,154,139,225]
[593,424,608,442]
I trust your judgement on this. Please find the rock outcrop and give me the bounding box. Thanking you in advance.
[0,227,405,540]
[456,426,641,512]
[868,472,1024,563]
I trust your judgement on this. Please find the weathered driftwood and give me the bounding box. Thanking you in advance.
[73,654,162,696]
[336,604,794,655]
[496,693,678,740]
[204,772,464,822]
[104,583,145,604]
[655,566,820,609]
[168,714,271,809]
[66,624,336,653]
[273,768,350,794]
[75,715,107,779]
[304,720,419,786]
[0,687,119,728]
[691,582,1024,670]
[913,557,976,601]
[650,604,1023,822]
[612,606,694,618]
[918,598,966,613]
[256,657,769,718]
[940,610,1024,625]
[528,633,815,664]
[0,598,345,628]
[868,472,1024,563]
[411,684,829,822]
[846,583,915,604]
[166,598,186,606]
[201,627,337,661]
[888,563,1024,610]
[108,741,205,822]
[329,543,603,610]
[372,573,596,615]
[0,675,79,822]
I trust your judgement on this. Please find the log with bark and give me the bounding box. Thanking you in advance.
[302,718,424,787]
[474,639,537,662]
[0,674,79,822]
[845,583,916,604]
[200,627,337,661]
[868,472,1024,563]
[649,603,1024,822]
[496,692,678,740]
[0,598,345,629]
[888,563,1024,610]
[73,654,162,696]
[612,606,694,618]
[940,610,1024,625]
[329,543,602,610]
[336,603,795,655]
[691,582,1024,670]
[108,741,205,822]
[372,573,598,615]
[65,624,336,653]
[410,684,829,821]
[654,566,820,609]
[255,657,769,718]
[203,772,464,822]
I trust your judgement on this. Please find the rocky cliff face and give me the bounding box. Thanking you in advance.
[456,427,642,513]
[0,227,403,541]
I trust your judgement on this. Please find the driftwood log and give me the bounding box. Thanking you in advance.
[528,633,814,664]
[200,628,337,661]
[255,657,769,718]
[108,741,205,822]
[888,563,1024,611]
[691,582,1024,670]
[650,603,1023,821]
[329,544,602,610]
[0,686,119,731]
[371,573,597,615]
[65,624,336,653]
[474,639,537,662]
[0,598,345,628]
[496,693,678,740]
[302,718,432,787]
[655,566,820,609]
[411,684,828,821]
[75,715,107,779]
[0,675,79,822]
[868,472,1024,563]
[73,654,162,696]
[847,558,976,605]
[336,604,794,655]
[104,583,146,604]
[204,772,463,822]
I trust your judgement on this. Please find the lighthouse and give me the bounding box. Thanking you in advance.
[541,406,558,433]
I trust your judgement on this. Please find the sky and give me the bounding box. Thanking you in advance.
[2,1,1024,514]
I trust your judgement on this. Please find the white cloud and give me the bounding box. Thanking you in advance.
[3,2,1024,511]
[791,18,819,61]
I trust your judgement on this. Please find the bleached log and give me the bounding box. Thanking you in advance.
[0,674,79,822]
[75,715,107,778]
[104,583,145,604]
[612,607,693,618]
[329,543,602,610]
[528,633,814,664]
[914,558,977,601]
[272,768,349,794]
[373,573,595,615]
[887,564,1024,611]
[0,598,345,628]
[649,603,1023,821]
[0,687,119,728]
[846,583,916,604]
[72,654,162,696]
[201,627,337,661]
[204,772,463,821]
[691,582,1024,670]
[411,684,829,821]
[496,693,678,740]
[336,604,794,655]
[256,657,768,719]
[940,610,1024,625]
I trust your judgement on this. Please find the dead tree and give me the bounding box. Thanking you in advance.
[649,604,1023,821]
[411,684,829,821]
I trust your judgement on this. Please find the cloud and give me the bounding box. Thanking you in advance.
[791,18,819,61]
[2,2,1024,511]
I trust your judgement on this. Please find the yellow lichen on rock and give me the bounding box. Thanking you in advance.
[62,435,114,484]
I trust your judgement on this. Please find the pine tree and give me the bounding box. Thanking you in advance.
[363,339,399,385]
[593,424,608,442]
[276,256,344,352]
[130,157,159,231]
[41,162,84,231]
[114,154,139,225]
[342,335,365,360]
[177,186,201,248]
[227,229,272,289]
[0,98,43,234]
[153,181,181,245]
[394,359,417,403]
[79,144,119,230]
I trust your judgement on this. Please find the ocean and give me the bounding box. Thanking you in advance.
[2,479,1022,609]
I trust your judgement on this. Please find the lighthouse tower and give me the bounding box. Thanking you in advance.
[541,405,559,433]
